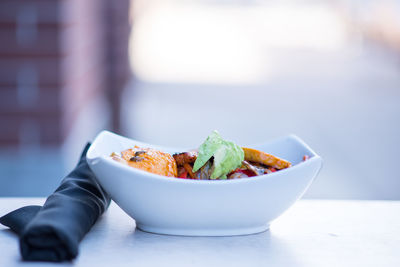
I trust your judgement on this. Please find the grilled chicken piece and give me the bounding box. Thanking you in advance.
[119,146,177,177]
[173,151,198,166]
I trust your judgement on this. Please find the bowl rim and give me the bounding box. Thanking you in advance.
[87,130,322,185]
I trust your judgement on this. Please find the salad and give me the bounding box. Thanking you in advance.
[111,131,292,179]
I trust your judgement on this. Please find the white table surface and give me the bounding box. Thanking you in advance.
[0,198,399,267]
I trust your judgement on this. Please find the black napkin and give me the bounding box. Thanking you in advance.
[0,143,111,262]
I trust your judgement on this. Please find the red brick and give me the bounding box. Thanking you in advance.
[0,58,61,86]
[0,87,60,112]
[0,0,62,24]
[0,27,60,57]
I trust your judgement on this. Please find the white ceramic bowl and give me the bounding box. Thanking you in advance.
[87,131,322,236]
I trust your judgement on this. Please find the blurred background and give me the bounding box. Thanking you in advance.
[0,0,399,199]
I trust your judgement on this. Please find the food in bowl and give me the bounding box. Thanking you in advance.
[111,130,292,180]
[111,146,177,177]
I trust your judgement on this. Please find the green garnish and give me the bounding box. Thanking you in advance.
[193,130,244,179]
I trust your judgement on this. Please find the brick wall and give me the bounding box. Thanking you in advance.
[0,0,131,149]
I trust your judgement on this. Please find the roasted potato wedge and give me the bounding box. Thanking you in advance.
[242,147,291,170]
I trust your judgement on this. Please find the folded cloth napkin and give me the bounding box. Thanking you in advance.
[0,143,111,262]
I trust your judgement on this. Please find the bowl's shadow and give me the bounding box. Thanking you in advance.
[119,227,305,266]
